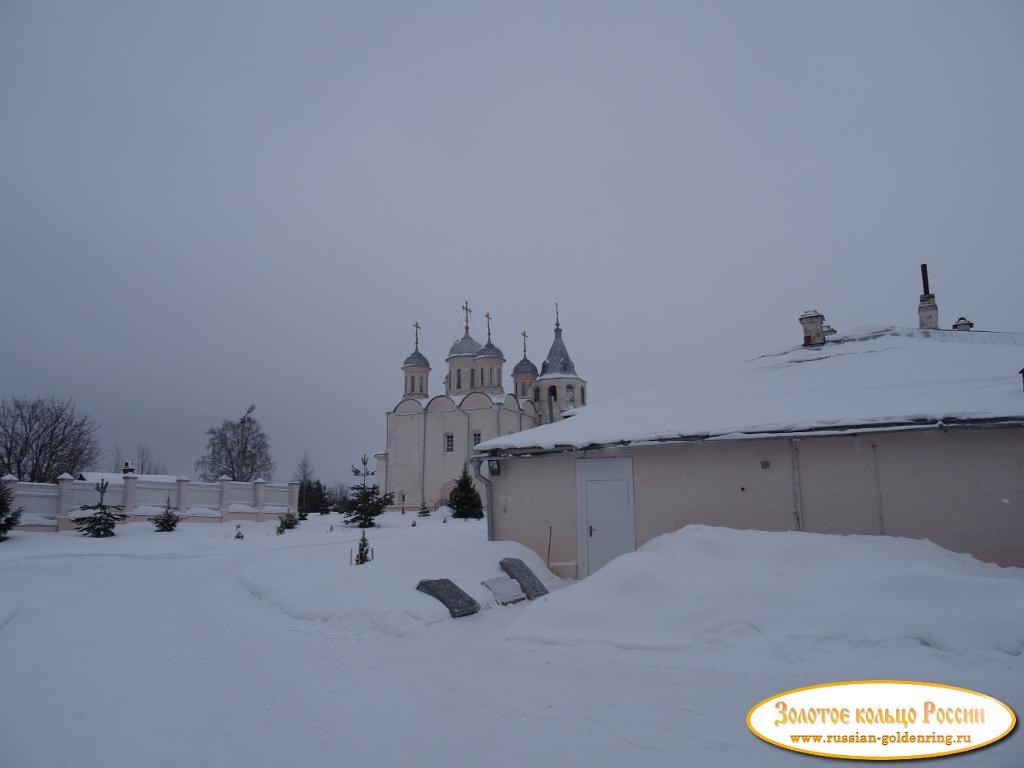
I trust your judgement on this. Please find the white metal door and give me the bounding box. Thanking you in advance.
[576,458,635,577]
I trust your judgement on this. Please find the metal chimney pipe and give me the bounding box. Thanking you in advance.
[920,264,930,295]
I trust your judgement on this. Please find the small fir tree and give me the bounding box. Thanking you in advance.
[354,530,371,564]
[331,483,350,514]
[318,479,332,515]
[344,454,394,528]
[417,504,430,518]
[276,510,299,534]
[74,479,127,537]
[149,493,181,532]
[0,482,23,541]
[298,479,329,520]
[448,467,483,519]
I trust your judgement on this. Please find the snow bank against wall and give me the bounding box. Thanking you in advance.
[506,526,1024,655]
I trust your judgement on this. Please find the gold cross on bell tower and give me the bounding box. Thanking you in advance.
[521,329,528,358]
[413,321,421,351]
[462,301,472,335]
[484,312,493,342]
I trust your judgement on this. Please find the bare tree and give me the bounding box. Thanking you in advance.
[194,417,274,482]
[110,443,125,472]
[293,451,315,484]
[0,396,101,482]
[135,443,167,475]
[110,442,167,475]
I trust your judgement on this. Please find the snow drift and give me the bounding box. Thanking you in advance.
[240,518,562,637]
[506,526,1024,655]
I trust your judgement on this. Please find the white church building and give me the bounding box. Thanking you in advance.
[376,303,587,510]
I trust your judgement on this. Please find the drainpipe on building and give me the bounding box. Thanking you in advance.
[470,455,495,542]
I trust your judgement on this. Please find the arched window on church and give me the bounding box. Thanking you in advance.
[566,384,575,404]
[547,385,557,401]
[581,386,586,405]
[470,369,475,388]
[419,376,423,393]
[533,387,540,402]
[457,369,462,389]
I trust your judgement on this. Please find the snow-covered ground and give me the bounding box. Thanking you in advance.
[1,513,1021,767]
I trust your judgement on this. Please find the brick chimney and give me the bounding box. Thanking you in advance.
[800,310,826,346]
[918,264,938,330]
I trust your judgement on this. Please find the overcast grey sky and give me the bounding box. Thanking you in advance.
[2,1,1022,485]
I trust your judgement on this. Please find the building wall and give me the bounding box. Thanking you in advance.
[631,439,797,543]
[491,452,579,577]
[863,429,1024,566]
[488,426,1024,577]
[796,436,881,534]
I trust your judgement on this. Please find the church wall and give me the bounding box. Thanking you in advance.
[465,403,498,448]
[498,406,517,437]
[385,410,426,508]
[423,406,471,507]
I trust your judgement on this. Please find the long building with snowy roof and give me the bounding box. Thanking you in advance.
[474,267,1024,577]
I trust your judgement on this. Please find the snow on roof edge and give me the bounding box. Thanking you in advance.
[476,325,1024,454]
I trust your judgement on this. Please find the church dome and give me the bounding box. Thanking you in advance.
[402,350,430,368]
[448,333,482,357]
[513,357,538,375]
[475,341,505,360]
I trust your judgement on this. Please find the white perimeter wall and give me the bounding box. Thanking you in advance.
[4,475,299,531]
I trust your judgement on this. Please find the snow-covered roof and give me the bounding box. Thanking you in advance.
[477,326,1024,453]
[78,472,183,484]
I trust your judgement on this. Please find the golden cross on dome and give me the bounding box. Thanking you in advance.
[484,312,492,341]
[413,321,421,351]
[521,329,528,358]
[462,301,472,334]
